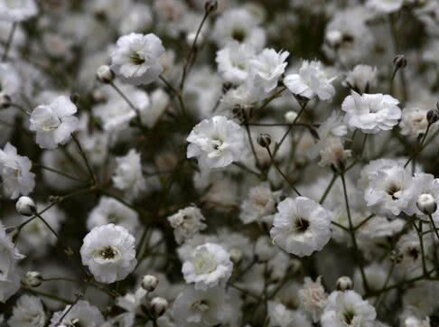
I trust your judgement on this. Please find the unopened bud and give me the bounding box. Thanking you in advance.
[417,193,437,215]
[393,55,407,69]
[150,297,168,316]
[24,271,43,287]
[326,30,343,48]
[229,248,243,264]
[336,276,353,291]
[284,111,298,123]
[257,133,272,148]
[96,65,114,84]
[0,92,11,109]
[141,275,159,292]
[427,109,439,125]
[16,196,36,216]
[205,0,218,13]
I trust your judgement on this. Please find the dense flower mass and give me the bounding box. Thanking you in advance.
[1,0,439,326]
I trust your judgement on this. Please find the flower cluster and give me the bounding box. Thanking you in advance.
[1,0,439,326]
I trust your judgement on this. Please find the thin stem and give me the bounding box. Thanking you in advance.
[179,10,210,90]
[319,174,338,204]
[233,162,261,178]
[341,173,370,292]
[428,214,439,243]
[266,147,301,196]
[412,220,428,276]
[2,22,17,62]
[34,163,86,183]
[34,212,59,239]
[404,123,432,168]
[110,82,143,126]
[71,134,96,185]
[373,263,395,307]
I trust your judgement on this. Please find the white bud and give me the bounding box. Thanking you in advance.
[96,65,114,84]
[417,193,437,215]
[336,276,353,291]
[24,271,43,287]
[284,111,298,123]
[150,297,168,316]
[141,274,159,292]
[0,92,11,109]
[326,30,343,48]
[16,196,36,216]
[229,248,243,264]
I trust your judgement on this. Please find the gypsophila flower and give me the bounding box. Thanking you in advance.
[0,222,24,302]
[8,295,46,327]
[342,92,401,134]
[216,41,256,85]
[270,196,332,257]
[187,116,248,169]
[343,65,378,94]
[29,96,79,149]
[112,149,146,199]
[168,206,207,244]
[182,242,233,290]
[321,290,376,327]
[87,196,140,234]
[284,60,336,101]
[0,142,35,199]
[80,224,137,284]
[111,33,165,85]
[240,184,279,224]
[0,0,37,22]
[49,300,104,327]
[249,48,289,93]
[299,276,328,323]
[268,301,312,327]
[367,0,404,13]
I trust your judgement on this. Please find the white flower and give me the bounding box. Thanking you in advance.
[30,96,79,149]
[344,65,378,94]
[8,295,46,327]
[299,276,328,322]
[0,222,24,302]
[342,92,401,134]
[249,48,289,93]
[0,63,21,98]
[367,0,404,13]
[87,197,140,234]
[187,116,248,169]
[140,88,169,128]
[321,290,376,327]
[399,105,429,137]
[211,8,266,50]
[168,206,207,244]
[268,301,312,327]
[182,242,233,290]
[240,184,278,224]
[172,286,234,327]
[112,149,146,199]
[216,41,256,85]
[364,164,414,216]
[0,143,35,199]
[80,224,137,284]
[49,300,104,327]
[284,60,336,101]
[270,196,332,257]
[0,0,37,22]
[111,33,165,85]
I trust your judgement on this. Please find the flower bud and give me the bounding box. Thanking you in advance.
[141,274,159,292]
[229,248,243,264]
[205,0,218,13]
[284,111,298,123]
[96,65,114,84]
[336,276,353,291]
[0,92,11,109]
[150,297,168,316]
[416,193,437,215]
[24,271,43,287]
[257,133,271,148]
[427,109,439,125]
[393,54,407,69]
[16,196,36,216]
[326,30,343,48]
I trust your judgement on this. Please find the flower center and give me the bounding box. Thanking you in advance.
[99,246,119,260]
[193,250,218,275]
[130,52,146,65]
[192,299,210,312]
[343,309,355,325]
[232,28,246,42]
[294,217,310,233]
[41,116,61,131]
[386,183,401,200]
